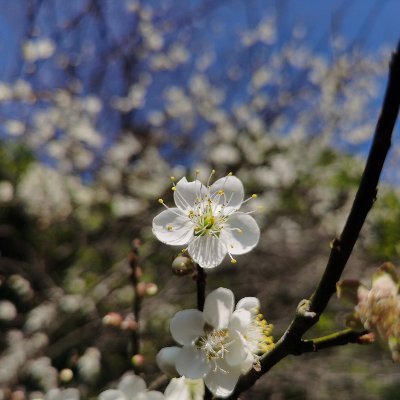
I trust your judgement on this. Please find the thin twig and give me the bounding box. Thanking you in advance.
[128,238,143,362]
[227,40,400,399]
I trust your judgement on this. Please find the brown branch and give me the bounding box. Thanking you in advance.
[128,239,143,363]
[227,40,400,399]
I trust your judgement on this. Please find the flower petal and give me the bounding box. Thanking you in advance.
[240,352,254,374]
[225,331,247,367]
[176,346,210,379]
[98,390,126,400]
[188,235,227,269]
[174,177,206,211]
[204,360,241,398]
[156,347,181,377]
[228,309,252,333]
[203,288,234,329]
[164,377,190,400]
[236,297,260,313]
[117,372,146,396]
[170,309,205,346]
[220,212,260,255]
[152,208,193,245]
[209,175,244,212]
[145,392,166,400]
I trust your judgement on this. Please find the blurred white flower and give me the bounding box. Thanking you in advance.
[152,173,260,268]
[98,372,190,400]
[157,288,273,398]
[45,388,80,400]
[0,181,14,202]
[4,120,25,136]
[23,38,55,62]
[0,300,17,321]
[78,348,101,383]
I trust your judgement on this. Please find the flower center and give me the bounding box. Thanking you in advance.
[191,200,225,237]
[195,328,230,361]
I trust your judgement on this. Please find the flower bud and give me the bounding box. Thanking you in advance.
[121,314,138,331]
[145,283,158,296]
[131,354,145,367]
[102,312,123,327]
[59,368,74,383]
[172,255,195,275]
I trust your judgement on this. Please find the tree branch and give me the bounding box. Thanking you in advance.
[227,40,400,399]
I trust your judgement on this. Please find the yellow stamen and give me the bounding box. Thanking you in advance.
[251,194,258,199]
[167,225,173,231]
[171,187,177,191]
[158,198,164,204]
[170,176,175,181]
[231,259,237,264]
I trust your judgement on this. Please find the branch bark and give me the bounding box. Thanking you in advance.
[227,40,400,399]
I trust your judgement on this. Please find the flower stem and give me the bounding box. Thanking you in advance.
[196,264,207,311]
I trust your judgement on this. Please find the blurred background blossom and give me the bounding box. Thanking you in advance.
[0,0,400,399]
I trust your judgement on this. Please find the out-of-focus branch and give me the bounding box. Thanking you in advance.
[128,239,143,363]
[227,40,400,399]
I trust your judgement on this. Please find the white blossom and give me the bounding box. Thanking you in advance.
[157,288,273,398]
[98,372,190,400]
[152,173,260,269]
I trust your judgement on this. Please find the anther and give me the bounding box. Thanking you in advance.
[251,194,258,199]
[231,259,237,264]
[171,187,177,191]
[167,225,173,231]
[158,198,164,204]
[170,176,175,181]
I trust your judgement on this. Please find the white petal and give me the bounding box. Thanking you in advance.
[209,176,244,213]
[156,347,181,377]
[145,392,166,400]
[188,235,226,269]
[176,346,210,379]
[220,212,260,255]
[236,297,260,313]
[170,309,205,346]
[225,332,247,366]
[117,372,146,396]
[98,390,126,400]
[164,377,190,400]
[152,208,193,245]
[203,288,234,329]
[228,309,252,333]
[240,352,254,374]
[204,360,241,398]
[174,177,206,211]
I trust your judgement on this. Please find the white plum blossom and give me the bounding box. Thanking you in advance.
[157,288,273,398]
[98,372,190,400]
[152,173,260,268]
